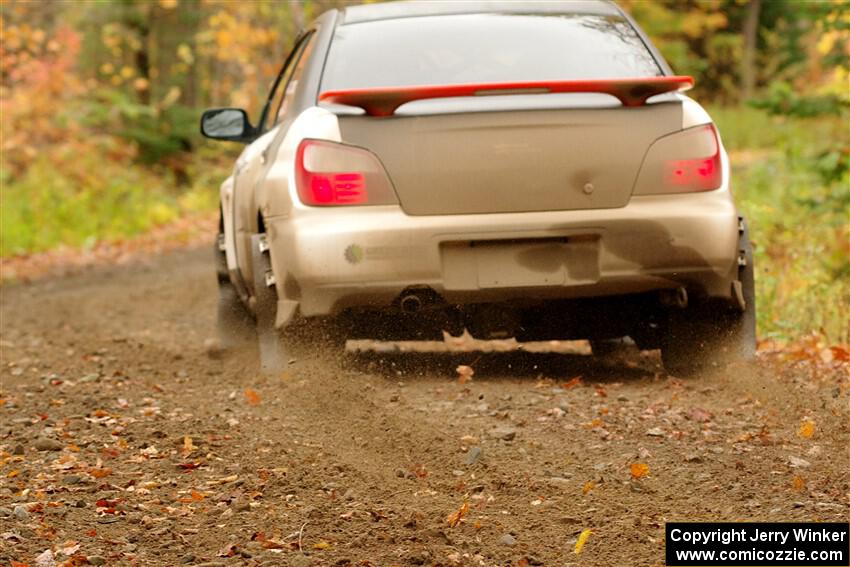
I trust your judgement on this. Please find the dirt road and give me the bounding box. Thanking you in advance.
[2,247,848,567]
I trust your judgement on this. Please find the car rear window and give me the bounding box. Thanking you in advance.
[321,13,662,91]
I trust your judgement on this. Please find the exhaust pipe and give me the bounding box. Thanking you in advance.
[400,294,423,314]
[660,287,688,309]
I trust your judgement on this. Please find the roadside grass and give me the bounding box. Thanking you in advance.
[710,105,844,152]
[711,106,849,345]
[0,146,226,257]
[0,106,846,344]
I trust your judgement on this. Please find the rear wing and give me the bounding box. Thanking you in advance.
[319,76,694,117]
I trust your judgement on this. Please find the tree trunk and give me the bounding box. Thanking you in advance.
[128,6,152,105]
[741,0,761,103]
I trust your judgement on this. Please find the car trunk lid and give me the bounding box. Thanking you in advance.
[336,101,683,215]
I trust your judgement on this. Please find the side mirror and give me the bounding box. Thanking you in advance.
[200,108,256,143]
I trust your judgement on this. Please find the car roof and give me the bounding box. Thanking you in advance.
[339,0,621,25]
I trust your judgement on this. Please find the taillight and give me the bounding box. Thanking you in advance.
[295,139,397,206]
[633,124,723,195]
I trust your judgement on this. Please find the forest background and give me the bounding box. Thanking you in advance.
[0,0,847,344]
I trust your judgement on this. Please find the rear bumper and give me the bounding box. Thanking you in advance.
[266,191,740,324]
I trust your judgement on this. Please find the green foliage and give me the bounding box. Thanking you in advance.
[118,103,199,164]
[750,81,849,118]
[77,89,200,165]
[710,105,845,152]
[713,107,850,344]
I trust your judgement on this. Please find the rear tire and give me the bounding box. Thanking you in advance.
[661,218,756,375]
[215,234,254,348]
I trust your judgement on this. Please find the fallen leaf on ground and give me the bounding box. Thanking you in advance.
[789,456,811,468]
[215,474,239,484]
[59,541,80,555]
[446,501,469,528]
[792,475,806,491]
[582,481,595,495]
[830,346,849,361]
[562,376,582,389]
[260,539,288,549]
[313,541,331,550]
[252,531,289,549]
[410,464,428,478]
[798,420,815,439]
[178,490,206,503]
[90,467,112,478]
[35,550,53,567]
[630,463,650,479]
[244,388,262,405]
[575,529,592,554]
[182,436,196,456]
[689,407,713,423]
[53,454,78,470]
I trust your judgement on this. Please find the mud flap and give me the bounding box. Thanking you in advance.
[251,233,286,374]
[732,216,757,360]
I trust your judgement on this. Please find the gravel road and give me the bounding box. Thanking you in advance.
[1,247,847,566]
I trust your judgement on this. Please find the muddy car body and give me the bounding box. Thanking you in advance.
[202,0,756,374]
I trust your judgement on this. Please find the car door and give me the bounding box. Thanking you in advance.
[230,32,315,293]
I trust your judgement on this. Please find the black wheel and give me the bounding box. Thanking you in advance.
[661,217,757,375]
[251,233,287,374]
[215,232,254,347]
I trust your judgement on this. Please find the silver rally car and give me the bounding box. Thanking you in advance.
[201,0,755,375]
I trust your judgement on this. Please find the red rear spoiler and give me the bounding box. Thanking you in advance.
[319,76,694,117]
